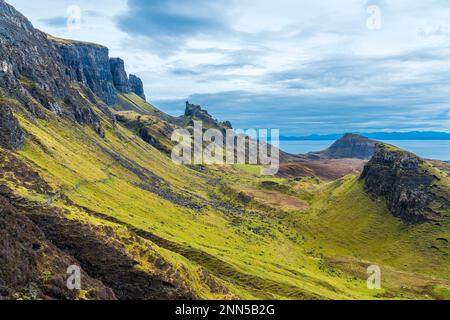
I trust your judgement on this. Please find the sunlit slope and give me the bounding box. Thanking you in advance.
[288,175,450,290]
[3,0,448,300]
[213,164,450,299]
[3,90,445,300]
[3,93,409,300]
[222,159,449,284]
[113,93,178,124]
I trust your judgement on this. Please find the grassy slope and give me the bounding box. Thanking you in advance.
[5,92,449,300]
[301,176,449,274]
[114,110,175,154]
[215,164,450,299]
[113,93,174,122]
[14,117,349,299]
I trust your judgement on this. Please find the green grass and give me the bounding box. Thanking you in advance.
[47,34,106,48]
[13,110,366,299]
[291,176,450,280]
[113,93,173,121]
[3,89,448,300]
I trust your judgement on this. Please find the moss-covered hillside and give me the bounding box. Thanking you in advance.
[0,0,449,300]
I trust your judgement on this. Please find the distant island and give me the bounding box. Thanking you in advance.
[280,131,450,141]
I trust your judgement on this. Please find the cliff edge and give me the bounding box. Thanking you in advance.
[361,144,450,223]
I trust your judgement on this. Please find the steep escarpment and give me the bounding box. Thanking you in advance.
[306,133,377,160]
[0,1,71,112]
[0,103,24,149]
[0,0,151,148]
[0,0,146,111]
[0,1,67,100]
[0,1,103,129]
[361,144,450,223]
[52,38,118,105]
[129,74,146,100]
[52,39,147,105]
[110,60,146,100]
[110,58,131,93]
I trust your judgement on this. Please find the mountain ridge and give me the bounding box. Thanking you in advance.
[304,133,377,160]
[281,131,450,141]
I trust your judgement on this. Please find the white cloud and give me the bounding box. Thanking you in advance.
[7,0,450,133]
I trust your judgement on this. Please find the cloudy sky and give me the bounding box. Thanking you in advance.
[8,0,450,135]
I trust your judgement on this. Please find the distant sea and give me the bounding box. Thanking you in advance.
[280,140,450,161]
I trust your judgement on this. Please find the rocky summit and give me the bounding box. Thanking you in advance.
[183,101,233,130]
[306,133,377,160]
[361,144,450,223]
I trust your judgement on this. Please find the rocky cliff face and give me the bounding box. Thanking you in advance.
[0,0,146,109]
[129,74,146,100]
[361,144,449,223]
[55,43,148,105]
[0,1,69,99]
[109,58,131,94]
[53,39,119,105]
[53,41,147,105]
[0,0,150,146]
[0,104,24,149]
[0,0,103,127]
[306,134,376,160]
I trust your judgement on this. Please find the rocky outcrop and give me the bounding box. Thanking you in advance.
[361,144,449,223]
[0,0,146,110]
[54,40,119,105]
[306,133,376,160]
[110,58,131,93]
[110,60,147,99]
[0,104,24,150]
[185,101,208,119]
[0,0,103,128]
[54,44,147,105]
[0,1,69,99]
[129,74,146,100]
[182,101,232,130]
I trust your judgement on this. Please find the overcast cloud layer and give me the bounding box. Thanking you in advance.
[8,0,450,135]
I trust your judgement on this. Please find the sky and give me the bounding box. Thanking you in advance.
[7,0,450,135]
